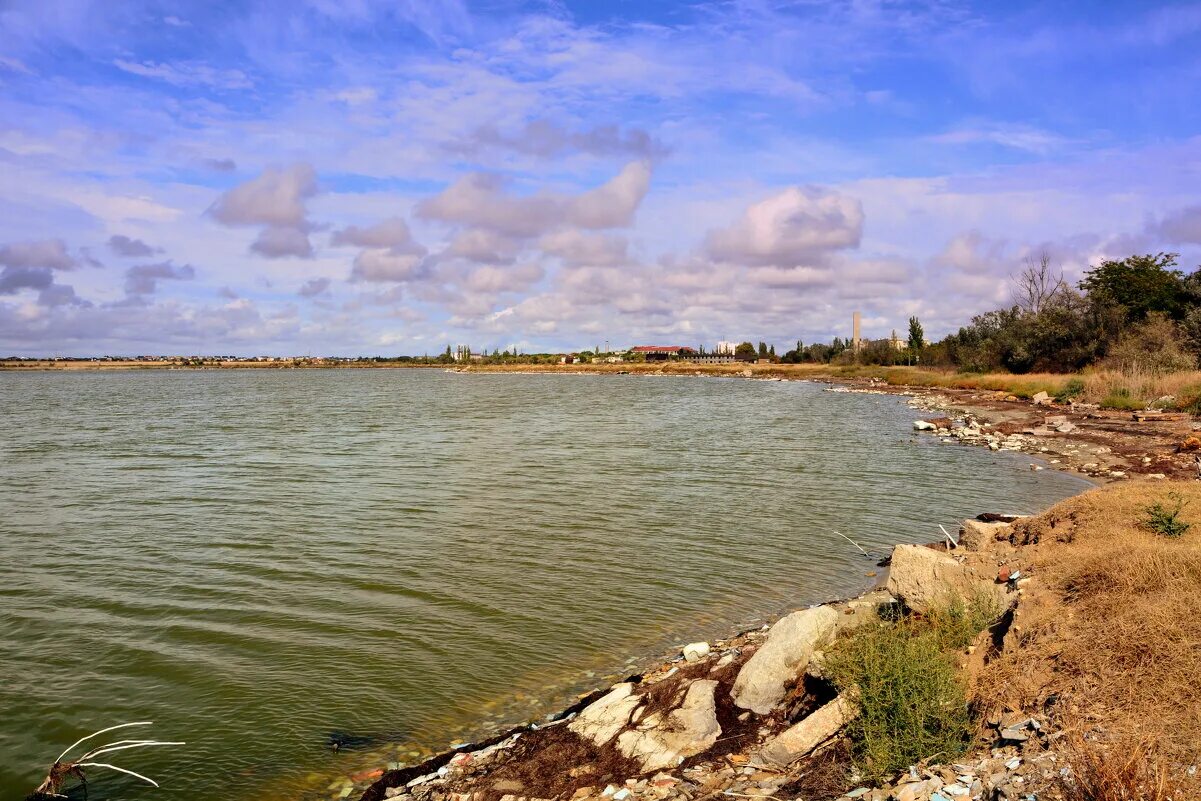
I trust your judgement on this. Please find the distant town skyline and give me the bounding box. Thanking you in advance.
[2,0,1201,356]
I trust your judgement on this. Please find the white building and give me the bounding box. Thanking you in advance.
[715,341,737,355]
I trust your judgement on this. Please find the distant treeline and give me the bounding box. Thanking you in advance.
[786,253,1201,375]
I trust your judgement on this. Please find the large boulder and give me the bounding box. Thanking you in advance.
[752,695,856,768]
[886,544,1008,613]
[568,683,642,746]
[731,606,839,715]
[616,680,721,772]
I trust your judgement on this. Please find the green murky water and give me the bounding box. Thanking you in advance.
[0,370,1090,800]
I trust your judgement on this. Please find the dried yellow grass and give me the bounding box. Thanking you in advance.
[975,482,1201,780]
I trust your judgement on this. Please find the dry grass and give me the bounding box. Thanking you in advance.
[974,482,1201,781]
[1057,729,1187,801]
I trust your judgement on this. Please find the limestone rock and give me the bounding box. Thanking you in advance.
[957,519,1009,551]
[752,695,856,768]
[913,420,937,431]
[886,544,1008,614]
[616,679,721,772]
[731,606,839,714]
[1032,391,1051,406]
[569,683,642,746]
[682,642,711,662]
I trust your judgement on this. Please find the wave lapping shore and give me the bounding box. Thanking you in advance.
[341,480,1201,801]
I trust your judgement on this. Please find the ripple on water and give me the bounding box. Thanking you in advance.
[0,370,1091,800]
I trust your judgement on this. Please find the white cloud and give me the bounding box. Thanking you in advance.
[705,186,863,266]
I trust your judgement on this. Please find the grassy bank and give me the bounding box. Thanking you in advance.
[460,361,1201,412]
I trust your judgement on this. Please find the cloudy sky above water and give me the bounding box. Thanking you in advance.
[2,1,1201,356]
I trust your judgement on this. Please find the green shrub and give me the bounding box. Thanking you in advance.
[1143,494,1191,538]
[824,619,973,782]
[1055,377,1086,403]
[924,593,1004,652]
[1101,387,1143,411]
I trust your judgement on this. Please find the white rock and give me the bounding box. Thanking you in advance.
[752,695,856,768]
[914,420,937,431]
[731,606,840,714]
[568,683,642,746]
[682,642,711,662]
[616,679,721,772]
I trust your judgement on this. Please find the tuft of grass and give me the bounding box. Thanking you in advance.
[824,616,973,782]
[923,592,1004,652]
[1058,729,1188,801]
[1055,377,1087,403]
[1142,494,1191,538]
[1100,386,1144,411]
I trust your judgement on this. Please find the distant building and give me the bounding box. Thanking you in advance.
[715,341,737,355]
[631,345,697,362]
[690,353,735,364]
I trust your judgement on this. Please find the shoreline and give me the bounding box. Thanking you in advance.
[302,375,1176,801]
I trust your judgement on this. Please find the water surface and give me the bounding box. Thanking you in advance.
[0,370,1091,799]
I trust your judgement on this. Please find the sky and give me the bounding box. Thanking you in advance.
[2,0,1201,356]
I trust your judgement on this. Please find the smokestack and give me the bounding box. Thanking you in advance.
[852,311,862,349]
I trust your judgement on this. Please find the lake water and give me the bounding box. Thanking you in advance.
[0,369,1091,800]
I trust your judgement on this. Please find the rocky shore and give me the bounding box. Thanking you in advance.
[286,368,1201,801]
[334,484,1201,801]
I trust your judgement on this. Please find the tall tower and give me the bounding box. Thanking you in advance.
[852,311,862,351]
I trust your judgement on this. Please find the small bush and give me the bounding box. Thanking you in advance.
[1055,377,1086,403]
[824,619,972,782]
[1143,494,1191,538]
[1101,387,1144,411]
[924,593,1004,652]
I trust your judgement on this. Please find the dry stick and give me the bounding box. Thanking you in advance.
[939,524,958,549]
[74,762,160,787]
[56,722,153,762]
[80,741,185,760]
[834,531,871,558]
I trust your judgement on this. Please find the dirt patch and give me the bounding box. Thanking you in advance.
[776,740,853,801]
[477,724,643,801]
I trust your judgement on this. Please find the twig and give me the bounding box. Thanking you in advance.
[56,722,152,762]
[834,531,871,558]
[939,524,958,549]
[75,763,160,787]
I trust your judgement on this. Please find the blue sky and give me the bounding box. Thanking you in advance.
[2,0,1200,356]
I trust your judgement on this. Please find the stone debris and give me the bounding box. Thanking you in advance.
[615,680,721,772]
[681,642,710,663]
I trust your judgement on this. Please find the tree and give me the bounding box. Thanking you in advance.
[768,344,776,357]
[757,341,768,359]
[907,316,924,354]
[1012,252,1069,313]
[735,342,757,361]
[1106,312,1196,374]
[1079,253,1185,320]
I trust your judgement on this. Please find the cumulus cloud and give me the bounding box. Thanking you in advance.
[108,234,161,257]
[331,217,421,250]
[0,265,54,294]
[445,229,521,264]
[417,161,653,238]
[0,239,78,270]
[124,260,196,295]
[350,249,427,283]
[705,187,863,266]
[208,164,319,259]
[298,277,332,297]
[252,226,314,258]
[539,230,628,267]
